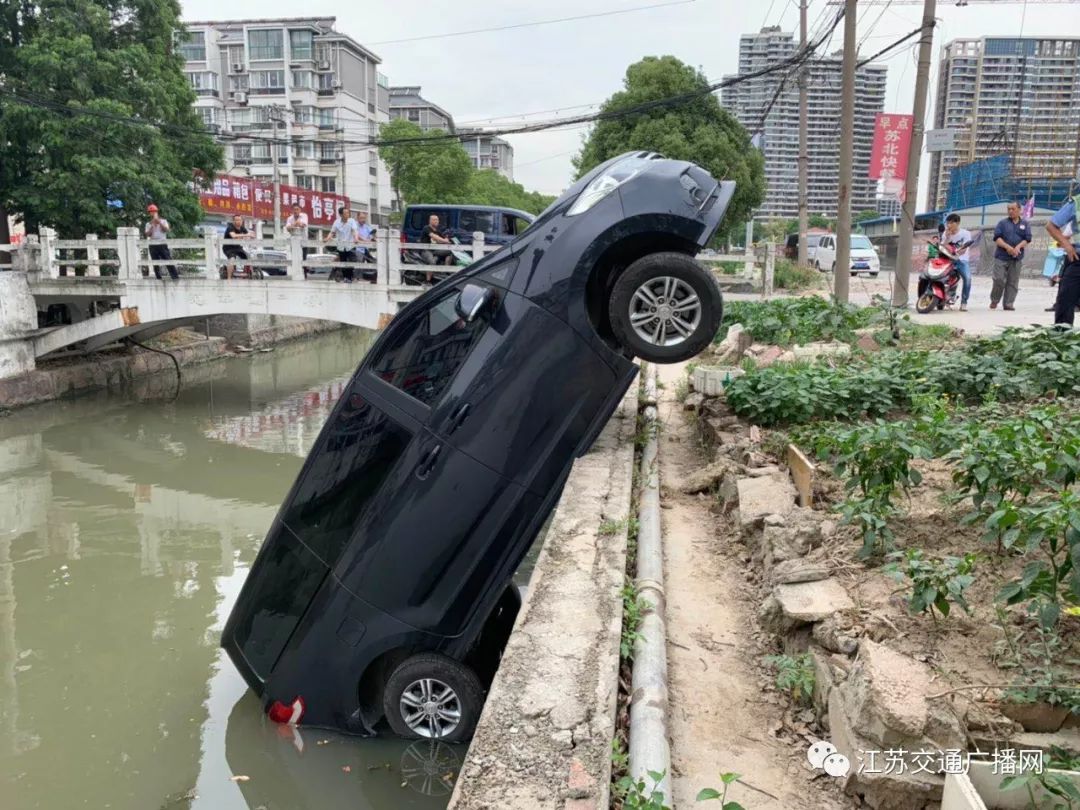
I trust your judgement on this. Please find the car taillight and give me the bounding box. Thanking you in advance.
[268,696,305,725]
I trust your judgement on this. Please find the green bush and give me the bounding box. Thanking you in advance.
[725,328,1080,427]
[715,297,874,347]
[773,259,821,291]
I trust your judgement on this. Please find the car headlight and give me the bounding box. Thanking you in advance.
[567,156,652,216]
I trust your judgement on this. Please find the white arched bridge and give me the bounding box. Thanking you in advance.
[1,227,493,374]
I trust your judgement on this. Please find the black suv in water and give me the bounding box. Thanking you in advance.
[222,152,735,741]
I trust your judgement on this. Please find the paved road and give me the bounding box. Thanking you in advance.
[728,271,1064,337]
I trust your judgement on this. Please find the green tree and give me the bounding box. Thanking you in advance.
[0,0,222,240]
[809,214,833,230]
[855,210,881,224]
[465,169,554,215]
[378,119,473,207]
[574,56,765,240]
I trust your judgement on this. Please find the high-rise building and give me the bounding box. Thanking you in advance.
[928,37,1080,211]
[388,86,456,133]
[721,27,887,222]
[457,129,515,181]
[179,17,394,225]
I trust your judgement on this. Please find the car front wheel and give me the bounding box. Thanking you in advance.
[383,654,484,742]
[608,252,723,364]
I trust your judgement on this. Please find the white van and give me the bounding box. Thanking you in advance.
[814,233,881,277]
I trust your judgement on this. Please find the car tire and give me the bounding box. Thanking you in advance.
[869,272,879,278]
[608,252,723,364]
[383,654,484,743]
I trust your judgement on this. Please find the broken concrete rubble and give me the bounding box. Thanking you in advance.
[711,322,753,365]
[792,341,852,362]
[673,457,742,495]
[736,475,797,528]
[691,365,745,397]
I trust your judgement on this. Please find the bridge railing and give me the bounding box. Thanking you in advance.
[6,227,504,287]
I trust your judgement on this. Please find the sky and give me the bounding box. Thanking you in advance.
[180,0,1070,208]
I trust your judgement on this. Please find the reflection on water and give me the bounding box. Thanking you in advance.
[0,329,457,810]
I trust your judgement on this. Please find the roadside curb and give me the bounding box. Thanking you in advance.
[448,384,638,810]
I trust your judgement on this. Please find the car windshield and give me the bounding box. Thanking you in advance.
[852,236,873,250]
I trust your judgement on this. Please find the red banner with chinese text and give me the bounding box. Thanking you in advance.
[199,176,349,226]
[869,113,913,182]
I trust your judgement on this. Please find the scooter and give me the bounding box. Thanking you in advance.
[916,240,970,314]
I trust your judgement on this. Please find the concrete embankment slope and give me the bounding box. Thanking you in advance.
[449,386,637,810]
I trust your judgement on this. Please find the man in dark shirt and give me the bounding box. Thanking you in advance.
[222,214,253,279]
[990,202,1031,310]
[419,213,453,282]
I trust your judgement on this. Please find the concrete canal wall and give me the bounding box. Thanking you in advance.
[0,316,348,411]
[449,386,638,810]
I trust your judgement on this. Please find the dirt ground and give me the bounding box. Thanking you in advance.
[656,363,851,809]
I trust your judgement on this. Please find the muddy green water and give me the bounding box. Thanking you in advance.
[0,329,465,810]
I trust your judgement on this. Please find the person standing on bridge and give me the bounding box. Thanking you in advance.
[326,206,359,283]
[355,210,376,284]
[144,204,178,280]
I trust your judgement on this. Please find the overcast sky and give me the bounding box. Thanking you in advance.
[181,0,1067,207]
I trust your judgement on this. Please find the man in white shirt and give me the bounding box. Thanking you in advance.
[325,207,359,282]
[144,204,178,280]
[285,204,308,238]
[942,213,973,310]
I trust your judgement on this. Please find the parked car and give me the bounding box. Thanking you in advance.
[221,151,734,742]
[401,204,535,248]
[813,233,880,276]
[783,233,824,263]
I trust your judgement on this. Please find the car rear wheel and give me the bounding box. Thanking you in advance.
[608,252,723,364]
[869,272,879,278]
[383,654,484,743]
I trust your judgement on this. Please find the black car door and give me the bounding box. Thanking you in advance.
[423,284,618,497]
[326,284,538,637]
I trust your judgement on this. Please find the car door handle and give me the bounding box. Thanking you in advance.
[447,403,471,434]
[415,444,442,480]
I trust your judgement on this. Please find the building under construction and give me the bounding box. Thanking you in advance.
[927,36,1080,211]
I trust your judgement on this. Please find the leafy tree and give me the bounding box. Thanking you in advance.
[0,0,222,240]
[378,119,473,207]
[855,210,881,224]
[809,214,833,230]
[465,169,554,215]
[574,56,765,240]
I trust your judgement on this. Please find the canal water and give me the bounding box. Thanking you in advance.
[0,329,467,810]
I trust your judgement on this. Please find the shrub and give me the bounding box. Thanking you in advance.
[886,549,977,620]
[715,297,873,347]
[764,653,816,705]
[773,259,821,292]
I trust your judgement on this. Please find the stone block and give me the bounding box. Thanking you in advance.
[736,474,796,528]
[683,391,705,411]
[792,341,853,362]
[692,365,745,397]
[674,457,742,495]
[774,578,855,625]
[712,322,753,364]
[772,557,832,585]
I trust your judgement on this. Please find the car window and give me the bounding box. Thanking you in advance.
[370,288,491,407]
[459,210,496,235]
[852,236,873,249]
[808,236,821,248]
[284,395,414,564]
[501,214,530,236]
[408,210,427,231]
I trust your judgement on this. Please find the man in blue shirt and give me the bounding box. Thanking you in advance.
[1046,195,1080,326]
[990,201,1031,310]
[355,210,376,283]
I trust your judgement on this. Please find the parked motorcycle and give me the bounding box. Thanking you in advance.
[916,240,970,314]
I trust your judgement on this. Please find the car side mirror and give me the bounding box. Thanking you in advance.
[456,284,491,323]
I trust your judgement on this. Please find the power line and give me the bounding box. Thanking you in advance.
[367,0,696,46]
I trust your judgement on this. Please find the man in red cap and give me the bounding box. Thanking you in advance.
[144,204,178,279]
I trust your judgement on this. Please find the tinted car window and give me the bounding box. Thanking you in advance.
[232,538,328,678]
[459,210,496,235]
[370,289,490,406]
[283,393,413,563]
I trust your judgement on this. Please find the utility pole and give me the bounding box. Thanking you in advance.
[797,0,809,267]
[893,0,936,308]
[269,105,287,239]
[834,0,857,303]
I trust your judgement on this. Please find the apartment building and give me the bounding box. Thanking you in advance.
[721,27,887,221]
[458,129,515,181]
[928,36,1080,211]
[388,86,456,132]
[179,17,394,225]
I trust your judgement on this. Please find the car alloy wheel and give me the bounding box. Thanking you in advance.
[399,678,461,739]
[383,653,484,742]
[629,275,702,348]
[608,252,723,364]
